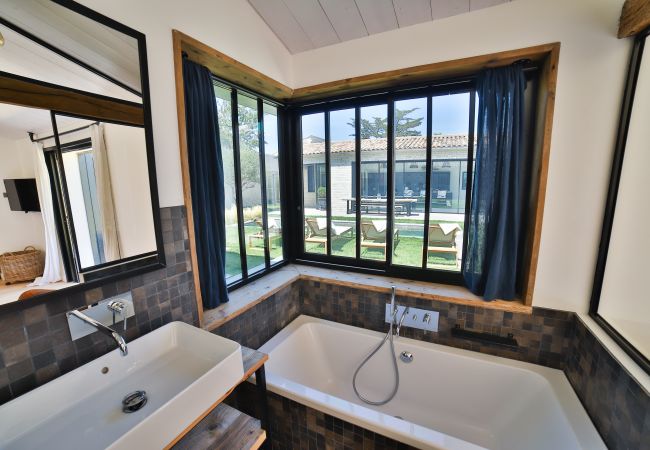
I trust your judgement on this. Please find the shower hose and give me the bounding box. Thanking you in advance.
[352,289,401,406]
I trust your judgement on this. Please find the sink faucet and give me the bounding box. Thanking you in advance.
[67,310,128,356]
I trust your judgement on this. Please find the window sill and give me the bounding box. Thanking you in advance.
[202,264,531,332]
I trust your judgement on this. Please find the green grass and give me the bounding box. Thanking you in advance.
[306,235,458,270]
[225,222,283,278]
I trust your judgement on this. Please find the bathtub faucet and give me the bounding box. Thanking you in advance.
[389,286,410,337]
[395,306,410,337]
[390,286,399,321]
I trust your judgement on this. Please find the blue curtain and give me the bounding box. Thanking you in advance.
[183,59,229,308]
[463,65,526,301]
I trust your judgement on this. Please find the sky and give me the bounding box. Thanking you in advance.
[302,92,471,142]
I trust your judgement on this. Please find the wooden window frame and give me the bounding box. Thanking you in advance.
[172,29,559,325]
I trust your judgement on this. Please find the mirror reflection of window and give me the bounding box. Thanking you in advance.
[62,146,105,267]
[53,116,156,271]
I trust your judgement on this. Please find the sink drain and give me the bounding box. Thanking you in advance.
[122,390,147,413]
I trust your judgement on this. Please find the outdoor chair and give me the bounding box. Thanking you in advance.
[427,223,460,263]
[305,218,352,246]
[248,217,282,248]
[360,220,400,256]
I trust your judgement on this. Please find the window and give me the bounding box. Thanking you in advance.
[295,83,478,284]
[213,79,285,286]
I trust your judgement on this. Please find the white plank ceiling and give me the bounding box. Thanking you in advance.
[248,0,513,54]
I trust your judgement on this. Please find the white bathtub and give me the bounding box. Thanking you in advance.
[258,315,605,450]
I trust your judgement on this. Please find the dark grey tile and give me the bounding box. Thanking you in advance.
[0,206,197,406]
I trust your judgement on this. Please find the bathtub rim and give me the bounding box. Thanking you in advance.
[256,314,606,450]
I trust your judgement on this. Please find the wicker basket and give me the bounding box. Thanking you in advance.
[0,246,44,284]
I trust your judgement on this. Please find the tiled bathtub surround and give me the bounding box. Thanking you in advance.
[0,206,198,404]
[300,279,573,369]
[213,284,300,350]
[565,316,649,450]
[214,275,649,450]
[229,383,415,450]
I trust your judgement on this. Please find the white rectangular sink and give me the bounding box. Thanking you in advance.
[0,321,244,449]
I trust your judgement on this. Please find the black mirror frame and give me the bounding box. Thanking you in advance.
[588,27,650,374]
[0,0,165,313]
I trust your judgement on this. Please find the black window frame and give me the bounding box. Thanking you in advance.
[588,28,650,374]
[288,81,477,286]
[287,68,540,287]
[210,76,289,292]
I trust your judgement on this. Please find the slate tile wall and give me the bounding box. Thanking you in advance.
[229,382,416,450]
[299,279,573,369]
[0,206,198,404]
[212,284,300,349]
[564,315,649,450]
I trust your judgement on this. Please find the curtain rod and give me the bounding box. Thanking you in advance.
[28,121,100,143]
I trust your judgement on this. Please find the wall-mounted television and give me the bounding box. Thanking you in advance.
[3,179,40,213]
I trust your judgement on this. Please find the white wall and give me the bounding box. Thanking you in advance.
[77,0,631,313]
[0,136,45,254]
[77,0,293,209]
[103,123,157,257]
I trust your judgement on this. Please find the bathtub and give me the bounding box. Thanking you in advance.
[257,315,605,450]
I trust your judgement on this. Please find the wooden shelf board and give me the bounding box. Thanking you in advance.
[172,402,265,450]
[164,346,267,449]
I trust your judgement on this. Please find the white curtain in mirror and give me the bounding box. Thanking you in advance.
[90,123,121,262]
[30,141,64,286]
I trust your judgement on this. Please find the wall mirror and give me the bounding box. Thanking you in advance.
[590,27,650,373]
[0,0,163,308]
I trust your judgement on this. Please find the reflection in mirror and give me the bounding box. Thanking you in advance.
[52,114,156,271]
[0,0,163,307]
[0,0,141,102]
[595,33,650,364]
[0,104,78,305]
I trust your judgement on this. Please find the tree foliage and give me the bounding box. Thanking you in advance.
[347,107,423,139]
[218,100,261,191]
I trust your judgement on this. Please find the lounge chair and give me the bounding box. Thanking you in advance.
[305,218,352,246]
[427,223,460,262]
[248,218,282,248]
[360,220,400,256]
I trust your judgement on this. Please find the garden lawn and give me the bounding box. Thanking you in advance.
[306,235,458,269]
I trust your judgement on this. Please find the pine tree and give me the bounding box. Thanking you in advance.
[347,107,423,139]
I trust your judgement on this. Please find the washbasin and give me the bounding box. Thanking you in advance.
[0,321,244,449]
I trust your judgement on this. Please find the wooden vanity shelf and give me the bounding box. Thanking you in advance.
[169,346,269,450]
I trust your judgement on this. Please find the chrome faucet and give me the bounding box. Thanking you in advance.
[67,309,128,356]
[389,285,410,337]
[389,286,399,323]
[395,306,410,337]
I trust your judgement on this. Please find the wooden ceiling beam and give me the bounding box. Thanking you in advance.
[618,0,650,38]
[0,72,144,126]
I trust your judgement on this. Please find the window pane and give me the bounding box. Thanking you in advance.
[214,84,242,282]
[262,103,283,264]
[330,108,356,258]
[360,104,388,262]
[302,113,327,254]
[429,93,470,271]
[393,97,427,267]
[62,148,105,268]
[237,93,265,275]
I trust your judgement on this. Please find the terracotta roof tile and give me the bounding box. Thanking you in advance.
[302,134,468,156]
